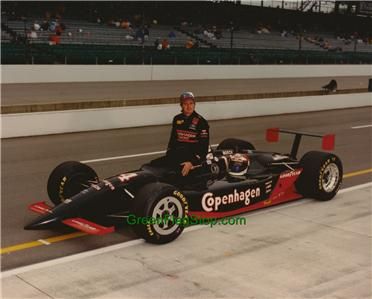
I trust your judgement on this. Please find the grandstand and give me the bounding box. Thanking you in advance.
[3,18,192,47]
[1,1,371,64]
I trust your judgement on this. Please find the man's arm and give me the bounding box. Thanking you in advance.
[182,120,209,175]
[167,117,177,151]
[196,119,210,161]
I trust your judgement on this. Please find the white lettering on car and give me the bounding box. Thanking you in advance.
[70,219,98,231]
[201,188,261,212]
[118,173,138,182]
[103,180,115,191]
[279,170,301,179]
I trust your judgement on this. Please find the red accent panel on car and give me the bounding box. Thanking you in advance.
[189,191,302,219]
[266,128,280,142]
[189,169,303,219]
[268,169,303,201]
[322,134,335,151]
[62,218,115,235]
[29,201,53,214]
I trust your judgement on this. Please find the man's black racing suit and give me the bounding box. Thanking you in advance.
[166,111,210,166]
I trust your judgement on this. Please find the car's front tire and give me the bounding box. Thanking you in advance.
[47,161,98,206]
[296,151,343,201]
[131,183,189,244]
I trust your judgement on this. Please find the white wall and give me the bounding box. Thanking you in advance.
[2,65,371,84]
[2,93,371,138]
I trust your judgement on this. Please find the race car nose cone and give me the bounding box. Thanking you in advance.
[24,215,61,230]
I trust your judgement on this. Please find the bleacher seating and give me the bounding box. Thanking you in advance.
[1,0,371,65]
[5,17,371,53]
[185,26,372,52]
[303,31,372,53]
[191,28,319,51]
[1,30,13,43]
[3,18,193,47]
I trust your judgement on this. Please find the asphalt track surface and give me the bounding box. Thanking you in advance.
[1,106,371,271]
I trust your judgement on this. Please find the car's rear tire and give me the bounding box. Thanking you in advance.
[296,151,343,201]
[217,138,255,151]
[130,182,188,244]
[47,161,98,206]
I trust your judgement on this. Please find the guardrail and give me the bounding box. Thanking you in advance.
[2,93,371,138]
[2,64,372,83]
[2,44,372,65]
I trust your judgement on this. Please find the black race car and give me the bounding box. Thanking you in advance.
[25,128,343,244]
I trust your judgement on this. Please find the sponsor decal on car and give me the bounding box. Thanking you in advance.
[264,199,272,205]
[280,170,301,179]
[103,180,115,191]
[117,173,138,183]
[59,176,67,201]
[201,187,261,212]
[146,224,155,236]
[91,184,101,191]
[222,149,233,155]
[318,157,338,191]
[70,219,98,232]
[211,163,220,174]
[265,180,273,194]
[173,190,188,214]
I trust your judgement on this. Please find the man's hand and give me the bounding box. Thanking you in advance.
[181,162,193,176]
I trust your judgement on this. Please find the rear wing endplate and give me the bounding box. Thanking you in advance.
[266,128,335,158]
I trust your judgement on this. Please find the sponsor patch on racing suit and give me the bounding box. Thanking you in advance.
[167,111,209,165]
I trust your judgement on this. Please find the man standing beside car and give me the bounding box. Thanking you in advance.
[165,91,210,176]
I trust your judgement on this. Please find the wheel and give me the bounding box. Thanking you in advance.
[131,182,189,244]
[217,138,255,152]
[295,151,343,201]
[47,161,98,206]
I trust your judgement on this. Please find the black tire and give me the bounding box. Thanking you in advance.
[130,182,189,244]
[47,161,98,206]
[217,138,255,152]
[296,151,343,201]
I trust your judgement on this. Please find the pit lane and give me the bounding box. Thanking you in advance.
[1,106,371,271]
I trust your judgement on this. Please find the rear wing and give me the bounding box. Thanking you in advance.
[266,128,335,159]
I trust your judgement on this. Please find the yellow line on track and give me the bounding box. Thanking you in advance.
[343,168,372,178]
[1,168,372,255]
[1,232,86,254]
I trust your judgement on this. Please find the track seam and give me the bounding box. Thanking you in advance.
[15,275,55,299]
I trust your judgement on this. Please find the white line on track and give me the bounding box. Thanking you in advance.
[80,150,166,163]
[80,144,220,164]
[2,181,371,279]
[351,124,372,129]
[37,239,51,246]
